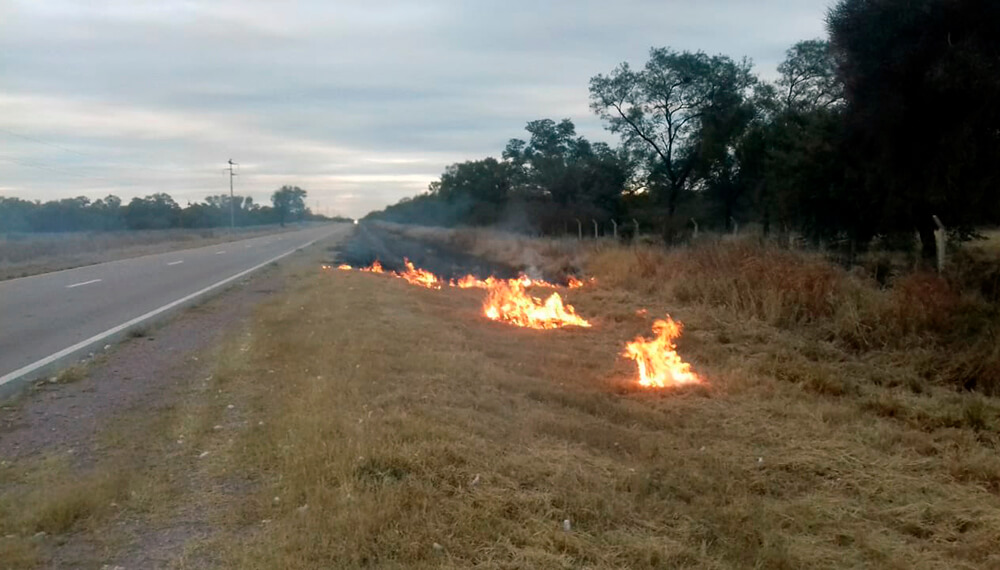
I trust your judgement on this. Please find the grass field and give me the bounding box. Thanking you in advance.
[0,224,305,280]
[3,229,1000,568]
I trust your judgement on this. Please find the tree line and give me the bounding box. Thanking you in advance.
[369,0,1000,259]
[1,186,346,233]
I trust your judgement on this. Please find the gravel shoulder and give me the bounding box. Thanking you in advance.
[0,234,346,569]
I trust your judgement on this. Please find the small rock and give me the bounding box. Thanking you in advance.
[562,519,572,532]
[258,421,265,426]
[699,446,706,452]
[227,404,235,410]
[273,496,281,505]
[213,425,223,431]
[103,344,111,350]
[296,504,309,514]
[470,474,480,487]
[432,542,443,551]
[33,531,47,540]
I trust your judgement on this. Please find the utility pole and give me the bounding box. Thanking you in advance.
[227,159,238,231]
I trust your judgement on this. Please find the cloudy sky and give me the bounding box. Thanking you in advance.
[0,0,832,218]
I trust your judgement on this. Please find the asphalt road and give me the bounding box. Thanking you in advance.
[0,223,346,390]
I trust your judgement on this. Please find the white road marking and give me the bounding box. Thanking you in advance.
[167,260,184,266]
[66,279,102,289]
[215,250,226,254]
[0,230,335,389]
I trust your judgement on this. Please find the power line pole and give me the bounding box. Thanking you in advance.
[227,159,238,230]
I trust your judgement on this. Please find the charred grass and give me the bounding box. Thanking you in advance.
[6,227,1000,568]
[161,249,1000,568]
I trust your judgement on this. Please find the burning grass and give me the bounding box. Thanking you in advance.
[174,261,1000,568]
[7,225,1000,568]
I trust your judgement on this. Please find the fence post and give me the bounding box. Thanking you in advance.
[574,218,582,240]
[592,219,599,239]
[933,215,947,273]
[611,219,618,239]
[690,218,699,240]
[730,217,739,236]
[632,218,639,238]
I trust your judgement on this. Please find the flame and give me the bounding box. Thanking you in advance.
[567,276,585,288]
[360,260,384,273]
[321,264,332,270]
[454,275,490,289]
[623,316,700,388]
[398,258,442,289]
[483,280,591,329]
[338,264,352,270]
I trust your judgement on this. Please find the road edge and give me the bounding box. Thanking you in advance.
[0,229,336,398]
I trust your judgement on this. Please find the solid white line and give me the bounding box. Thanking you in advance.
[66,279,102,289]
[167,260,184,266]
[0,230,333,389]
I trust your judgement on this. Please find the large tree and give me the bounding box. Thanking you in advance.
[271,186,308,227]
[589,48,756,218]
[828,0,1000,257]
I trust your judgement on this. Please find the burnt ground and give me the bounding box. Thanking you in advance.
[333,223,520,280]
[0,241,337,569]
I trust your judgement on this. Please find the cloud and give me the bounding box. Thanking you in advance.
[0,0,832,217]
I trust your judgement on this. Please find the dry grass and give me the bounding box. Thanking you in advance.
[6,226,1000,568]
[0,224,302,280]
[164,261,1000,568]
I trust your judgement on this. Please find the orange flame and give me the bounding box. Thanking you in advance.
[483,280,591,329]
[567,276,585,288]
[338,264,352,270]
[623,316,701,387]
[360,260,384,273]
[398,258,442,289]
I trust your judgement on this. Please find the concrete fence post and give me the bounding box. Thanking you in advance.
[611,219,618,239]
[690,218,699,240]
[575,218,582,241]
[632,218,640,238]
[933,215,947,273]
[592,219,598,239]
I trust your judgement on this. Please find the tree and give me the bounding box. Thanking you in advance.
[123,193,180,230]
[777,40,843,111]
[271,186,308,227]
[828,0,1000,258]
[590,48,756,218]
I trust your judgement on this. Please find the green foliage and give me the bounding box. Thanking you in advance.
[589,48,756,217]
[828,0,1000,255]
[1,186,332,233]
[271,186,308,227]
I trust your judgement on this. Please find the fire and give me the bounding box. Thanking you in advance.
[567,276,585,288]
[338,264,352,270]
[483,279,591,329]
[360,260,384,273]
[398,258,442,289]
[623,316,700,387]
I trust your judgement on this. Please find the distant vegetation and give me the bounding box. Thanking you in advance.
[0,185,349,233]
[369,0,1000,262]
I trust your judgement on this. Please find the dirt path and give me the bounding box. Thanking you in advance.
[0,234,346,569]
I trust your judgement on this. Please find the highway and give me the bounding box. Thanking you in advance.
[0,224,346,391]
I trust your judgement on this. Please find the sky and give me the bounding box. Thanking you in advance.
[0,0,833,218]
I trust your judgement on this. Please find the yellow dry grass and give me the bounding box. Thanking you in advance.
[182,260,1000,568]
[6,229,1000,568]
